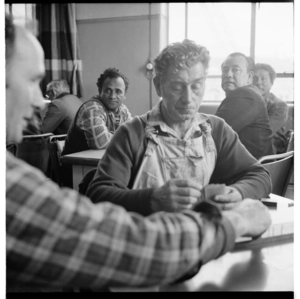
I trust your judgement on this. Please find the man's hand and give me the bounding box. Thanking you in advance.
[223,198,271,238]
[210,186,242,210]
[151,179,202,212]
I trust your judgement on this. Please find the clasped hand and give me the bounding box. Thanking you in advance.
[151,179,242,213]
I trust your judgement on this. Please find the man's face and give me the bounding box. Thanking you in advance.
[253,69,273,97]
[99,77,126,112]
[6,28,46,144]
[154,62,206,126]
[221,55,253,94]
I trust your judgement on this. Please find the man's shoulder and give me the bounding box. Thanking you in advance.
[80,97,105,111]
[200,113,228,130]
[227,85,262,100]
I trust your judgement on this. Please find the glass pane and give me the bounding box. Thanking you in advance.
[11,4,26,18]
[203,77,294,103]
[255,3,294,74]
[271,78,294,103]
[204,78,225,102]
[168,3,186,44]
[187,3,251,76]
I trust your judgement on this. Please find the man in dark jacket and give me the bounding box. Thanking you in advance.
[215,53,273,159]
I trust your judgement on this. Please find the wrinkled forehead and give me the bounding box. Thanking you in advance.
[162,61,206,81]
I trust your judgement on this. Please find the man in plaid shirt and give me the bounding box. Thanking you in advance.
[62,67,132,155]
[5,14,271,291]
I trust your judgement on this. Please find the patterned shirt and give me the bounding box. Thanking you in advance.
[76,96,132,149]
[6,152,235,289]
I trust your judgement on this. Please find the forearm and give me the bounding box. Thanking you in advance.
[230,165,271,199]
[87,176,154,216]
[84,123,113,149]
[210,117,272,199]
[7,169,236,288]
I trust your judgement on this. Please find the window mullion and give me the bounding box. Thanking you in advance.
[250,3,256,59]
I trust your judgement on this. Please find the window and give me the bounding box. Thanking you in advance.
[5,4,35,25]
[168,2,294,103]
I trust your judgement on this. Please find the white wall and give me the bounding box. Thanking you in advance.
[75,3,168,116]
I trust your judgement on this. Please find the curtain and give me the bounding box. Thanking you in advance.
[36,3,83,98]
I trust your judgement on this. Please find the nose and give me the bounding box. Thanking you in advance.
[226,68,234,78]
[33,87,46,110]
[181,86,193,103]
[109,90,117,99]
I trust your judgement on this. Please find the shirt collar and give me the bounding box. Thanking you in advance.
[145,100,209,137]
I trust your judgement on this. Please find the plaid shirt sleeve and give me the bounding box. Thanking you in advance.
[76,101,113,149]
[6,153,236,289]
[76,101,133,150]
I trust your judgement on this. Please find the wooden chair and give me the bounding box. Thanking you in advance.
[48,134,69,187]
[258,151,294,197]
[16,133,53,176]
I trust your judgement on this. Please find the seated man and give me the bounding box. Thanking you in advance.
[6,16,271,290]
[62,68,132,155]
[86,40,271,216]
[253,63,289,154]
[215,53,273,160]
[41,79,83,135]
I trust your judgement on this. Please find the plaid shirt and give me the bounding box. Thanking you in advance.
[76,96,132,149]
[6,152,235,289]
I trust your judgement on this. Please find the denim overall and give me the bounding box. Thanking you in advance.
[133,114,217,190]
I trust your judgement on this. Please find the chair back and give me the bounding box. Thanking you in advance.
[285,130,294,152]
[258,151,294,197]
[6,143,18,156]
[16,133,53,176]
[48,134,67,186]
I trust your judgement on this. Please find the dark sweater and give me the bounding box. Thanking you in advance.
[86,113,271,216]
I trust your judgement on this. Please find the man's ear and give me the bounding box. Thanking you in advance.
[247,71,254,85]
[153,76,162,97]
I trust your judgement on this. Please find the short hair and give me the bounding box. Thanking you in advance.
[154,39,210,81]
[96,68,129,94]
[222,52,255,73]
[5,14,16,63]
[46,79,70,96]
[254,63,276,84]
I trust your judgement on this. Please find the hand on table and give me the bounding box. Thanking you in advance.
[223,198,271,238]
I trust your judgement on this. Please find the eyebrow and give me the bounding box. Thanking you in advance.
[170,76,205,84]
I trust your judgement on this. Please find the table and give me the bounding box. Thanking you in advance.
[111,194,294,292]
[60,149,106,190]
